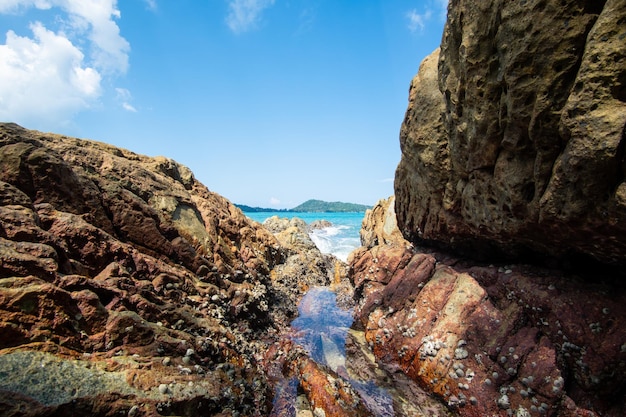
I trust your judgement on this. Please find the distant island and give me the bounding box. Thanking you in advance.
[237,199,371,213]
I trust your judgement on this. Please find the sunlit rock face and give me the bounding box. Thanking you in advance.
[0,123,340,415]
[350,198,626,417]
[395,0,626,266]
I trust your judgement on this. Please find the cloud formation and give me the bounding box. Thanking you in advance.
[143,0,157,11]
[406,0,448,33]
[116,88,137,112]
[406,9,432,33]
[226,0,275,34]
[0,0,129,126]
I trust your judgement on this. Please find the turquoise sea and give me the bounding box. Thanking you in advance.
[244,212,366,262]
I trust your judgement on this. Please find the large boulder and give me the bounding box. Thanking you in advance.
[395,0,626,267]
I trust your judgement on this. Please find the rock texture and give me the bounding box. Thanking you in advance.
[395,0,626,266]
[0,123,344,416]
[359,195,404,249]
[350,198,626,417]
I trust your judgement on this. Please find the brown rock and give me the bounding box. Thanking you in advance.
[395,0,626,266]
[0,123,344,415]
[359,195,405,249]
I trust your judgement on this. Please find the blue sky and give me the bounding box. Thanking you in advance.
[0,0,447,209]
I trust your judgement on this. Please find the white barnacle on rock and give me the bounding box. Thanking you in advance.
[515,406,531,417]
[454,347,469,360]
[552,375,564,393]
[497,393,510,409]
[420,336,441,358]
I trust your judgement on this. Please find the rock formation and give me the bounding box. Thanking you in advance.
[351,197,626,416]
[0,123,356,416]
[359,195,404,249]
[350,2,626,413]
[395,0,626,266]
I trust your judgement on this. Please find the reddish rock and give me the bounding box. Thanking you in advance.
[350,240,626,416]
[0,123,344,415]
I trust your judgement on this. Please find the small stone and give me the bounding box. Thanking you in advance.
[128,405,139,417]
[313,408,326,417]
[162,357,171,366]
[158,383,169,395]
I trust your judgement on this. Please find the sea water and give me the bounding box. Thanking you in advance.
[244,212,365,262]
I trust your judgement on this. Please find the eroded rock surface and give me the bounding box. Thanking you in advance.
[395,0,626,266]
[350,198,626,416]
[0,123,344,416]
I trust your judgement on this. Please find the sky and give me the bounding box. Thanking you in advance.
[0,0,447,209]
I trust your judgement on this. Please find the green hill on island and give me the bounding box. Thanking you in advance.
[237,199,371,213]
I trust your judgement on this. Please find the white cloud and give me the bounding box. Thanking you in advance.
[143,0,157,11]
[406,9,432,33]
[0,0,130,126]
[0,22,101,125]
[116,87,136,112]
[122,102,137,112]
[406,0,448,33]
[226,0,275,34]
[269,197,281,205]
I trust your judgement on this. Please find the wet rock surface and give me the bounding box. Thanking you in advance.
[350,197,626,417]
[0,123,346,416]
[395,0,626,266]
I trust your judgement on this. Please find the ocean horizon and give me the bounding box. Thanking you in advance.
[244,211,366,262]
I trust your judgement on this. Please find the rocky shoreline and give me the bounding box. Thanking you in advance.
[1,0,625,415]
[351,197,626,417]
[0,123,360,416]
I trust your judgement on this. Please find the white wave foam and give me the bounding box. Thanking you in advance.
[309,225,360,262]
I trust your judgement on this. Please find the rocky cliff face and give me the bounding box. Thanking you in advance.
[395,0,626,266]
[350,1,626,415]
[0,123,349,416]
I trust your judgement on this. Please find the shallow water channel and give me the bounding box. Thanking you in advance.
[271,286,450,417]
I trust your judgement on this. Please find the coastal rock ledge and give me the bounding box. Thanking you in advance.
[395,0,626,266]
[350,197,626,417]
[0,123,352,416]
